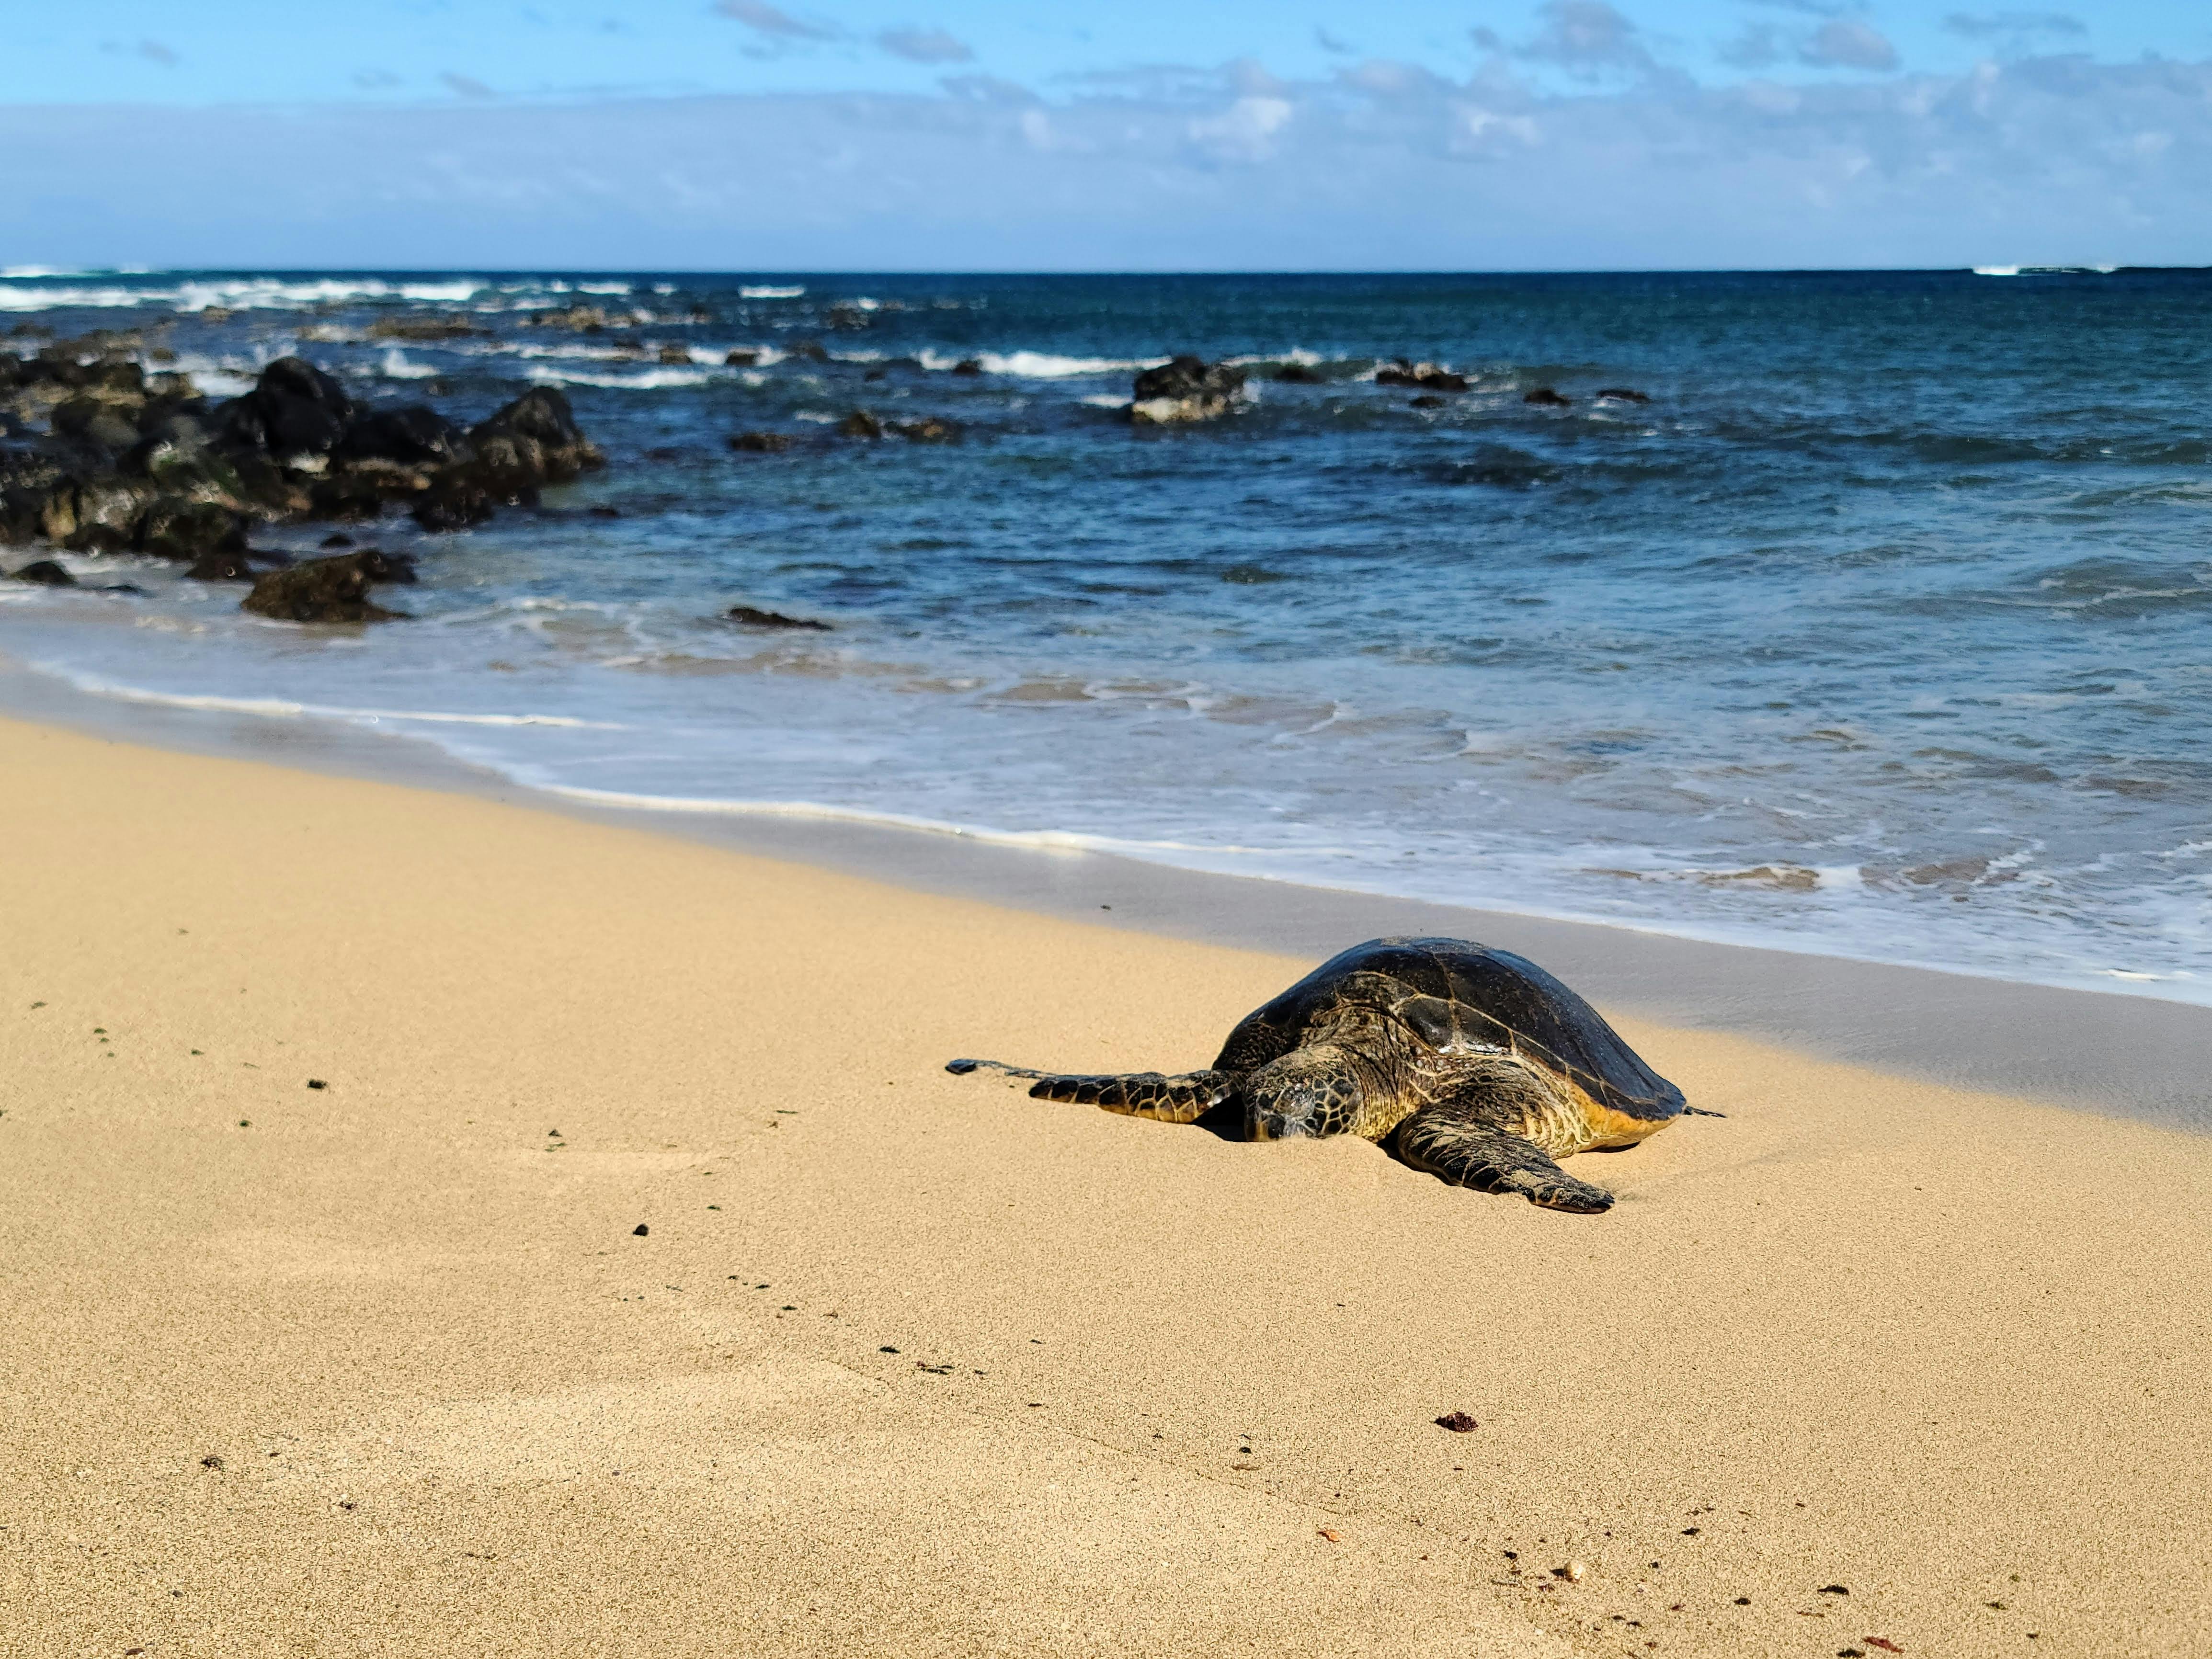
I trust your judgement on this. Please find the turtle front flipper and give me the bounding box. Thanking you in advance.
[1394,1102,1615,1215]
[946,1059,1235,1124]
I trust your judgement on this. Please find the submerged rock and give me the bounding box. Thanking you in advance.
[890,416,960,443]
[1523,386,1573,407]
[1130,355,1247,424]
[8,557,75,585]
[409,480,508,532]
[729,431,792,453]
[353,548,418,584]
[183,548,259,581]
[308,471,396,522]
[1377,361,1469,392]
[1596,387,1650,403]
[728,604,831,630]
[528,304,615,332]
[950,358,984,376]
[366,315,486,341]
[839,409,884,439]
[240,551,409,623]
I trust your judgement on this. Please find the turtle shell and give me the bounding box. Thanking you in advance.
[1212,936,1684,1121]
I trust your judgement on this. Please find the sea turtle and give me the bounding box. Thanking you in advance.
[948,936,1696,1215]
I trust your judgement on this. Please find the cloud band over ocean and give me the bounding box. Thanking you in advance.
[6,47,2208,269]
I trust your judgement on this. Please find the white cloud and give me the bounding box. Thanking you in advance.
[1452,103,1541,155]
[1522,1,1653,75]
[878,27,972,65]
[8,53,2212,271]
[712,1,839,43]
[1945,12,2086,40]
[1719,25,1785,70]
[1801,20,1902,72]
[1187,95,1294,163]
[941,74,1034,105]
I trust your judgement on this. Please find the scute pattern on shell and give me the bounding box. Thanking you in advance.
[1214,937,1684,1121]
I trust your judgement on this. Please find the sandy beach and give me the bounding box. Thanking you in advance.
[3,711,2209,1659]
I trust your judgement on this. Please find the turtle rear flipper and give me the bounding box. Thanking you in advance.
[1395,1102,1615,1214]
[946,1058,1234,1124]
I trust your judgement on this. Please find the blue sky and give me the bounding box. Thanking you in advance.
[5,3,2211,269]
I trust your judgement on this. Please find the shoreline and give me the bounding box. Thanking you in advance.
[5,652,2209,1132]
[6,712,2212,1656]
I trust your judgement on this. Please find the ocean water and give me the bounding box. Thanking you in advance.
[3,268,2209,1002]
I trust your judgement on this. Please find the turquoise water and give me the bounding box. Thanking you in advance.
[3,268,2209,999]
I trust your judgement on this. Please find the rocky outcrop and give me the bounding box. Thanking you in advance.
[1523,387,1572,407]
[1376,361,1469,392]
[890,417,960,443]
[465,387,603,489]
[1130,356,1246,424]
[526,305,625,333]
[838,410,884,439]
[335,406,470,469]
[0,340,608,559]
[406,386,603,531]
[219,356,353,456]
[48,475,156,551]
[240,551,410,623]
[366,315,485,341]
[136,497,246,561]
[52,395,142,451]
[8,558,75,586]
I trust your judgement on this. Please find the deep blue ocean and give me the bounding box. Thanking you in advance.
[3,268,2209,1000]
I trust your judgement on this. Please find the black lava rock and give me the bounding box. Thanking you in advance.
[240,551,408,623]
[729,605,831,630]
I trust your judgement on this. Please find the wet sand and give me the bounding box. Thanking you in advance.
[3,714,2208,1657]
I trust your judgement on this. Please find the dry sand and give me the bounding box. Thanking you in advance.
[2,713,2208,1659]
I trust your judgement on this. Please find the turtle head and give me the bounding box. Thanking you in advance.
[1244,1045,1367,1140]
